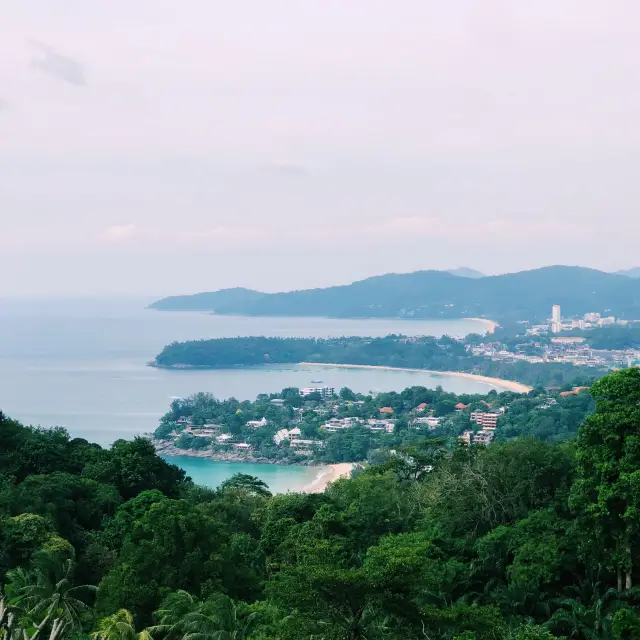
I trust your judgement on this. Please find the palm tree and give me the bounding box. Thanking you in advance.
[92,609,153,640]
[151,592,255,640]
[6,552,95,640]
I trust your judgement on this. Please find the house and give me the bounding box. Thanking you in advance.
[216,434,233,443]
[288,427,302,437]
[367,419,395,433]
[270,398,285,405]
[322,418,357,432]
[232,442,252,450]
[455,403,470,412]
[411,416,441,429]
[473,430,495,445]
[246,417,268,428]
[273,429,290,445]
[185,426,218,437]
[380,407,394,415]
[415,403,429,412]
[290,439,323,447]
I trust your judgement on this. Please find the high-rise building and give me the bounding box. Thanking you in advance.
[551,304,561,333]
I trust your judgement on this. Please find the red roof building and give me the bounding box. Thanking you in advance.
[455,402,470,411]
[380,407,394,414]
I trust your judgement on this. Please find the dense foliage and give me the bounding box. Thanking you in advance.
[3,369,640,640]
[150,266,640,322]
[560,325,640,350]
[153,335,603,387]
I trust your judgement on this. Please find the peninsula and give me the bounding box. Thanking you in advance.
[151,334,605,388]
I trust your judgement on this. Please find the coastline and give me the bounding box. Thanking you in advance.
[302,463,355,493]
[468,317,498,334]
[298,362,532,393]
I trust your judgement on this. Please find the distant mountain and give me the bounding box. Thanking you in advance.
[614,268,640,278]
[149,266,640,322]
[150,287,265,311]
[447,267,485,278]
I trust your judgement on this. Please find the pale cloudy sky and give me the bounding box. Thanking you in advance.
[1,0,640,296]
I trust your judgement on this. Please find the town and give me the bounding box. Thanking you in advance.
[153,376,594,462]
[467,304,640,369]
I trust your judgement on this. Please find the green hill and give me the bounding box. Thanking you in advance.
[149,266,640,322]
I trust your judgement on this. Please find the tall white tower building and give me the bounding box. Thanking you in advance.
[551,305,561,333]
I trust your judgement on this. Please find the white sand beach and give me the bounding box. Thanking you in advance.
[299,362,532,394]
[469,318,499,334]
[303,463,355,493]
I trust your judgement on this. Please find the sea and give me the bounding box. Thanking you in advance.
[0,297,491,491]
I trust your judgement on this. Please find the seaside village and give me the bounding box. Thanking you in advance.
[157,382,568,457]
[467,304,640,369]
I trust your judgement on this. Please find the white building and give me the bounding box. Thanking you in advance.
[245,417,268,428]
[551,304,562,333]
[411,416,441,429]
[300,386,335,399]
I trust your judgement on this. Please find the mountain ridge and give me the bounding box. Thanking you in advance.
[149,265,640,322]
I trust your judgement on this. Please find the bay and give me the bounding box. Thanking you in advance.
[0,296,491,490]
[165,456,323,493]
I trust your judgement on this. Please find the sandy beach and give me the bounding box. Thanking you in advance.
[299,362,532,394]
[303,463,355,493]
[469,318,499,334]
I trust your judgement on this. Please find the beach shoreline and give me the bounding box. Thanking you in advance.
[156,442,354,493]
[302,463,355,493]
[468,317,498,334]
[298,362,532,393]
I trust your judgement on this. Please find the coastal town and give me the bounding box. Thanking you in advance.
[153,371,594,461]
[467,304,640,369]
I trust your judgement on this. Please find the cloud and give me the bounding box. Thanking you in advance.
[101,224,137,243]
[0,98,8,111]
[27,39,86,86]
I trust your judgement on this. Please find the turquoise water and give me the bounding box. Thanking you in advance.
[166,456,323,493]
[0,297,492,489]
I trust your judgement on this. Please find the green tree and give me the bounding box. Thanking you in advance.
[152,591,256,640]
[6,552,95,640]
[92,609,153,640]
[569,369,640,591]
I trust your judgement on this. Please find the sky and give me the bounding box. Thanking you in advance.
[1,0,640,296]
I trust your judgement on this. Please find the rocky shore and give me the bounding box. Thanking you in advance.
[153,439,319,466]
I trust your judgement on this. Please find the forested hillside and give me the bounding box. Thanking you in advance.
[153,335,603,388]
[2,369,640,639]
[150,266,640,321]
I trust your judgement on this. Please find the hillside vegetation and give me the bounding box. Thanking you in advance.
[2,369,640,639]
[153,335,603,388]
